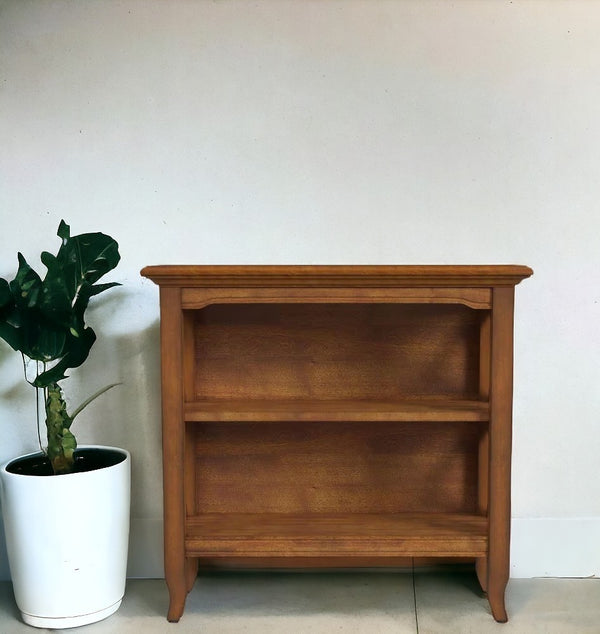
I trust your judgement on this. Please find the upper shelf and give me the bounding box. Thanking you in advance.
[141,265,533,288]
[184,398,489,423]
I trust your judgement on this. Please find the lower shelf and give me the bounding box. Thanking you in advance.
[185,513,488,559]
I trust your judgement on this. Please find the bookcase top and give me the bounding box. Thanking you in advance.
[141,265,533,288]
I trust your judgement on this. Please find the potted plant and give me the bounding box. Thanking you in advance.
[0,220,130,628]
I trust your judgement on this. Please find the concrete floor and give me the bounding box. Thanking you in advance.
[0,570,598,633]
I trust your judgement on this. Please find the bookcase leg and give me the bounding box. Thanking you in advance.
[487,578,508,623]
[486,286,514,624]
[475,557,488,594]
[166,578,187,623]
[186,557,199,592]
[166,558,198,622]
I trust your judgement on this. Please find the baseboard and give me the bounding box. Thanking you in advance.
[511,517,600,578]
[126,517,165,578]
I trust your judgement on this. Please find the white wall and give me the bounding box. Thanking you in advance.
[1,0,598,579]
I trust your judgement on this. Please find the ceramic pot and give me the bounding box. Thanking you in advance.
[0,445,130,628]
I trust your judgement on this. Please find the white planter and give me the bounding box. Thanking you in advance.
[0,445,130,629]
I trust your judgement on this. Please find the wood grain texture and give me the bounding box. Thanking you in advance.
[141,264,533,288]
[192,303,481,401]
[185,513,488,558]
[194,556,477,569]
[192,421,481,515]
[476,312,491,592]
[157,287,188,622]
[487,286,515,623]
[181,287,492,309]
[184,399,489,422]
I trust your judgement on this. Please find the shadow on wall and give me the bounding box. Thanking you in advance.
[71,317,164,523]
[0,316,164,580]
[0,343,34,427]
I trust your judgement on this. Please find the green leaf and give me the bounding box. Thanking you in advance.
[51,230,120,294]
[57,219,70,242]
[33,326,96,387]
[0,278,11,308]
[11,253,43,309]
[40,227,120,330]
[72,281,121,318]
[0,321,22,353]
[0,278,21,351]
[1,220,120,387]
[33,326,67,360]
[39,251,72,325]
[88,281,122,297]
[1,256,48,359]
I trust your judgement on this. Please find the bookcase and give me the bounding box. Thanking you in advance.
[140,265,532,623]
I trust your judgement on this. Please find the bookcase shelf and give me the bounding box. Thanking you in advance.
[184,398,490,422]
[185,512,488,558]
[141,264,531,624]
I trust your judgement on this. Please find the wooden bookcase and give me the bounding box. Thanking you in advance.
[141,265,532,623]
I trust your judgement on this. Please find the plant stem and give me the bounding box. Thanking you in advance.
[36,384,43,454]
[45,382,76,475]
[70,382,121,421]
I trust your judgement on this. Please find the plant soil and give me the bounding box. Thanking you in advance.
[6,448,126,477]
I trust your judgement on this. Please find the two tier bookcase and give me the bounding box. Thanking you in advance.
[141,265,532,623]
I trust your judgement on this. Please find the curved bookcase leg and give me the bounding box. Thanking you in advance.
[186,557,199,592]
[487,581,508,623]
[166,578,188,623]
[475,557,488,594]
[166,558,197,621]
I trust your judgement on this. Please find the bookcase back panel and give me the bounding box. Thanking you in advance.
[191,303,482,400]
[192,421,481,514]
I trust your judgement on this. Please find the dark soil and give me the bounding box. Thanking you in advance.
[6,447,126,476]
